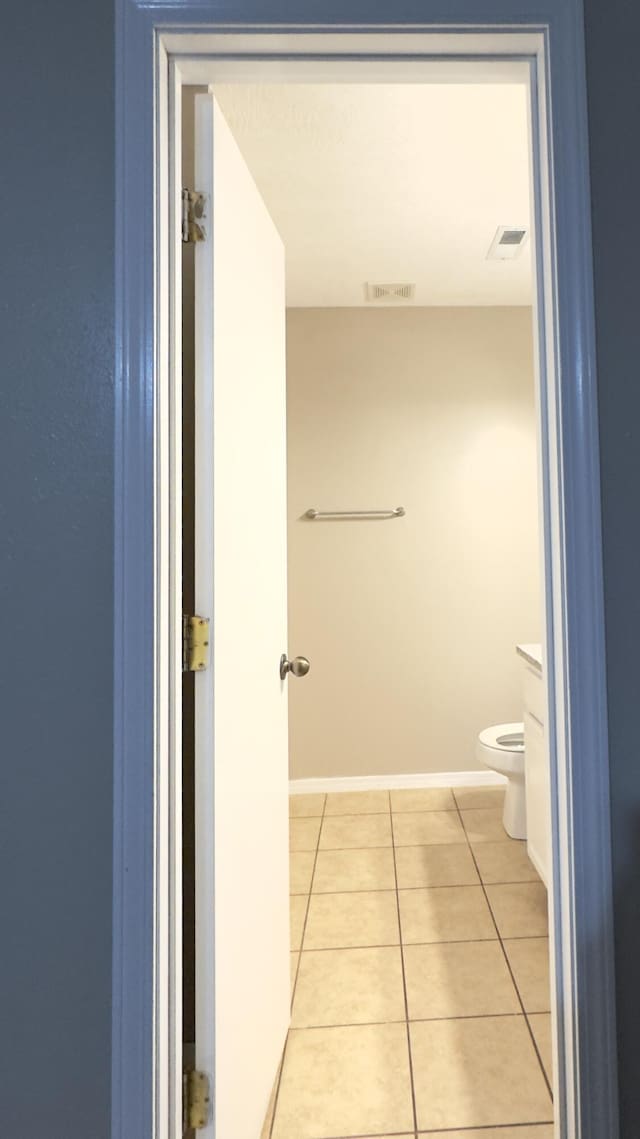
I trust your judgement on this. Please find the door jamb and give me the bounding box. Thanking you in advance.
[113,12,618,1139]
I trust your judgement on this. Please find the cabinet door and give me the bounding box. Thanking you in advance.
[524,709,550,886]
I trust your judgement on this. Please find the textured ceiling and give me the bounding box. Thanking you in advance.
[212,83,532,307]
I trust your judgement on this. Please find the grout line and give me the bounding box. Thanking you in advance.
[321,810,391,817]
[305,1131,416,1139]
[298,843,537,855]
[300,1124,555,1139]
[265,1031,289,1139]
[291,801,506,821]
[453,799,554,1104]
[303,922,545,945]
[415,1124,554,1135]
[415,1124,555,1134]
[299,941,401,951]
[298,936,500,949]
[292,793,327,1001]
[317,844,395,852]
[273,794,328,1138]
[310,886,398,895]
[290,1018,407,1031]
[325,808,457,817]
[289,1011,544,1030]
[388,794,419,1139]
[404,875,538,885]
[523,1010,554,1097]
[298,881,544,894]
[294,840,536,854]
[292,1125,555,1139]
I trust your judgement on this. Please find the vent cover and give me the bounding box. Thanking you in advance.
[365,282,416,302]
[486,225,529,261]
[499,228,527,245]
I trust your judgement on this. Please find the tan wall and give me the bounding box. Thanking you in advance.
[287,306,541,779]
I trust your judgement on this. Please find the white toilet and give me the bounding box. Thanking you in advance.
[476,722,526,840]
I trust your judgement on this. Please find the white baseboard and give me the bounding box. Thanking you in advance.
[289,770,507,795]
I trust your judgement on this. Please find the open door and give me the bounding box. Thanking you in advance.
[193,93,291,1138]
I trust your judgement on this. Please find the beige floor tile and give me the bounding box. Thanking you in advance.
[304,889,400,949]
[290,895,307,951]
[395,843,480,888]
[453,785,506,810]
[393,810,466,846]
[411,1015,552,1131]
[460,807,510,843]
[391,787,456,812]
[471,840,540,884]
[271,1022,414,1138]
[324,789,390,815]
[289,792,326,818]
[486,882,549,939]
[399,886,497,944]
[504,938,551,1012]
[529,1012,553,1084]
[289,817,321,852]
[290,952,299,997]
[417,1128,553,1138]
[312,847,396,893]
[289,851,315,895]
[291,946,405,1027]
[404,940,520,1019]
[319,812,392,850]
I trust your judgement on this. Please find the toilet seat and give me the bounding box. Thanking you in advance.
[476,721,526,839]
[477,721,525,773]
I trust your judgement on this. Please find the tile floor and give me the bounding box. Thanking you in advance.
[263,786,554,1139]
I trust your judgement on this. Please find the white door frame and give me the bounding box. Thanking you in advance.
[113,10,618,1139]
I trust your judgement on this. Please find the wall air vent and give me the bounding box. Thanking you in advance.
[486,225,529,261]
[365,282,416,302]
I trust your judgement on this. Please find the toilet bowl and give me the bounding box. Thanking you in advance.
[476,722,526,840]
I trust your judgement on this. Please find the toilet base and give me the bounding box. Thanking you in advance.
[503,773,527,840]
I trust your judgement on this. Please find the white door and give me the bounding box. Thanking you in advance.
[193,93,291,1139]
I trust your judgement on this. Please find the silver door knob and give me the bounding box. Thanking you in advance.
[280,654,311,680]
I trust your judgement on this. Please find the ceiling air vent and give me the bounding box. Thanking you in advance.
[365,282,416,302]
[486,225,529,261]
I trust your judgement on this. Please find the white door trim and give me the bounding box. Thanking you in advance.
[113,12,617,1139]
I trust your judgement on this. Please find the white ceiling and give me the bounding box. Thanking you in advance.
[212,83,533,308]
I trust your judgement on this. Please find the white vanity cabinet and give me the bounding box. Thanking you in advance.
[517,645,550,888]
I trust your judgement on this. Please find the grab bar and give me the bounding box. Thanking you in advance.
[304,507,406,520]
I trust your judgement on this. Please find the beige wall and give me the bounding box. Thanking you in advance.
[287,307,541,779]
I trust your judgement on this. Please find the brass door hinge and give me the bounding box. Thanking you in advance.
[182,188,206,243]
[183,1069,211,1132]
[183,615,210,672]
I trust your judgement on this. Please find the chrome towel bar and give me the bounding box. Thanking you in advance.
[304,507,405,520]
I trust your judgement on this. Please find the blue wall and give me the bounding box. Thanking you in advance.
[584,1,640,1134]
[0,1,114,1135]
[1,0,638,1135]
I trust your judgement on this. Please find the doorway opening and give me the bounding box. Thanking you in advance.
[182,73,555,1137]
[107,22,616,1139]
